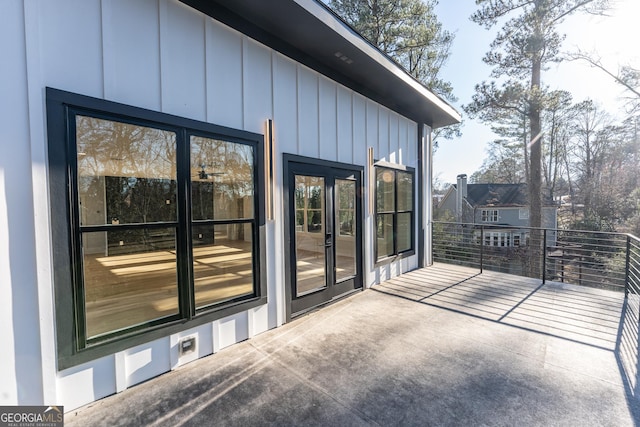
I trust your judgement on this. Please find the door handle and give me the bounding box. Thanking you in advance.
[324,234,332,247]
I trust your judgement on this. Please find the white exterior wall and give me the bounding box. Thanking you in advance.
[0,0,425,411]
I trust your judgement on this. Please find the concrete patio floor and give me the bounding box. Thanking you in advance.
[66,263,640,426]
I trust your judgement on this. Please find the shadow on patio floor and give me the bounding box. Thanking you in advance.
[66,263,640,426]
[375,262,640,424]
[375,262,624,350]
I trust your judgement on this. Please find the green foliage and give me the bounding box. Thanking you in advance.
[465,0,610,231]
[329,0,454,98]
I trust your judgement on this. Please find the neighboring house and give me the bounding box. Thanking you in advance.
[439,174,558,247]
[0,0,460,411]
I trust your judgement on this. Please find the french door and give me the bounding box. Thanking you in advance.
[284,157,363,318]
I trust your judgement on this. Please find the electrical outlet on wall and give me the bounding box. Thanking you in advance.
[179,336,196,356]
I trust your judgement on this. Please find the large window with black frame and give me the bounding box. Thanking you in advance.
[47,88,264,362]
[375,165,415,261]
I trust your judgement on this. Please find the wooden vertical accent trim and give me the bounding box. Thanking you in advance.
[367,146,374,215]
[265,119,275,220]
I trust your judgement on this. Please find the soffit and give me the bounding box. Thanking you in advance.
[180,0,461,128]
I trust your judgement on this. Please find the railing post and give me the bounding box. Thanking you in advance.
[626,235,631,298]
[542,229,547,284]
[480,225,484,274]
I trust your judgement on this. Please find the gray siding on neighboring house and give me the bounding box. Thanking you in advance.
[438,182,558,230]
[438,187,457,218]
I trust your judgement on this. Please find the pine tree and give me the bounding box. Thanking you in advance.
[466,0,609,275]
[327,0,460,143]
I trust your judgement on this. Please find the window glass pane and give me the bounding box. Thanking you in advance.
[376,168,395,212]
[190,136,254,220]
[82,229,179,339]
[192,224,254,309]
[76,116,177,225]
[397,171,413,211]
[397,212,412,252]
[376,213,394,259]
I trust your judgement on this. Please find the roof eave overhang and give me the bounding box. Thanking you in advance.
[179,0,461,128]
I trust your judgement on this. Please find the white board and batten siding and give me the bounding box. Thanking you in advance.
[1,0,425,410]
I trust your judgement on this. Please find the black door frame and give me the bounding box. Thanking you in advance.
[283,154,364,321]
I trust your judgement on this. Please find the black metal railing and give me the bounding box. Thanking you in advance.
[432,221,640,294]
[627,234,640,296]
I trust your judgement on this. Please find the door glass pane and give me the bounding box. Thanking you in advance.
[376,213,394,259]
[336,179,356,281]
[76,116,177,226]
[397,212,412,253]
[295,175,326,295]
[190,136,254,220]
[82,229,179,339]
[192,224,254,308]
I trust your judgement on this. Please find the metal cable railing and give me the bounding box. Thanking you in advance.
[432,221,636,293]
[627,234,640,296]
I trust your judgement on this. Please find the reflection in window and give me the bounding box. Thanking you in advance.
[295,176,324,234]
[336,179,356,282]
[77,116,177,226]
[397,172,413,211]
[190,137,254,220]
[397,212,412,253]
[376,213,394,259]
[376,168,395,212]
[192,224,254,308]
[69,113,259,343]
[294,175,326,295]
[76,116,179,339]
[190,136,256,309]
[375,166,414,261]
[82,230,179,339]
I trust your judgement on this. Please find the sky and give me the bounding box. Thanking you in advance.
[432,0,640,185]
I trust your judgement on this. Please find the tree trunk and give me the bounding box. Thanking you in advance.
[523,114,530,186]
[529,56,543,278]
